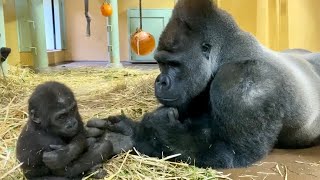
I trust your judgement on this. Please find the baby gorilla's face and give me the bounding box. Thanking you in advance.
[50,101,80,138]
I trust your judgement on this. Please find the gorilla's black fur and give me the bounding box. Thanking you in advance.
[16,81,113,179]
[87,0,320,169]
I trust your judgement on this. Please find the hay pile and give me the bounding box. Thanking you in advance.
[0,66,230,180]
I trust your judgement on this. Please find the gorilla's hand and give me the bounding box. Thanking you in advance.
[85,118,109,138]
[132,107,190,157]
[86,115,135,155]
[143,107,183,130]
[159,107,180,126]
[102,115,134,154]
[43,146,70,170]
[103,115,134,136]
[86,115,134,136]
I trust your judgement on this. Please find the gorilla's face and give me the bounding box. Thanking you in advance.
[154,16,219,108]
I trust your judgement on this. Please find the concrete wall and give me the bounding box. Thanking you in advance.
[118,0,175,61]
[2,0,320,67]
[3,0,66,67]
[64,0,108,61]
[218,0,257,36]
[3,0,20,65]
[219,0,320,52]
[287,0,320,51]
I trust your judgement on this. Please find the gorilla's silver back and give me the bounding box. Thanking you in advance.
[221,29,320,146]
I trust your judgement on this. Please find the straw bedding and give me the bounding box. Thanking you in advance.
[0,66,231,180]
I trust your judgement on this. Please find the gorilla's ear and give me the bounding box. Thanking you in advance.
[30,109,41,124]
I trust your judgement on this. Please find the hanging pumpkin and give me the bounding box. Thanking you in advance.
[100,2,112,17]
[130,29,156,56]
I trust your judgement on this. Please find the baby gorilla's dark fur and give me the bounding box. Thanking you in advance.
[16,81,113,180]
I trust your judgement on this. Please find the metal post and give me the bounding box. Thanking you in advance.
[108,0,122,68]
[29,0,49,72]
[0,0,8,76]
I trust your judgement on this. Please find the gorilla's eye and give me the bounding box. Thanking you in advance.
[168,61,180,67]
[57,113,68,121]
[201,43,211,53]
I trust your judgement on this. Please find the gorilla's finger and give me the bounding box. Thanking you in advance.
[104,121,133,136]
[89,165,107,179]
[86,119,108,128]
[172,108,179,120]
[168,108,179,123]
[86,137,97,147]
[85,127,105,137]
[49,145,64,150]
[103,122,123,133]
[91,164,103,169]
[107,115,122,124]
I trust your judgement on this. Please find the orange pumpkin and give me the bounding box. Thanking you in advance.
[130,29,156,56]
[100,3,112,17]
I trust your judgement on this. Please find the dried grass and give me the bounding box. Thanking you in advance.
[0,66,230,180]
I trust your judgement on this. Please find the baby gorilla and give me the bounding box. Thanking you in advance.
[16,81,113,180]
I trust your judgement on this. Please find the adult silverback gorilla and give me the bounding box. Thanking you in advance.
[87,0,320,169]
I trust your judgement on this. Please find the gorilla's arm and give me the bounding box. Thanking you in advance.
[86,108,218,167]
[204,60,285,168]
[62,130,88,160]
[42,129,87,170]
[52,140,113,178]
[133,109,236,168]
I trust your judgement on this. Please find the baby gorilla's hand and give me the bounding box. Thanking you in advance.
[42,145,69,170]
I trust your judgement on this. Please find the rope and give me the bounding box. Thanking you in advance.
[139,0,142,30]
[84,0,91,36]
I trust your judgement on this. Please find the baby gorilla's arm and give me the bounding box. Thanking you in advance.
[42,132,87,170]
[60,140,113,178]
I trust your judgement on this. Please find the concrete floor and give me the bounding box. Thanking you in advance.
[224,146,320,180]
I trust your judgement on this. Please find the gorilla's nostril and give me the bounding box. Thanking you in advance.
[160,76,170,88]
[155,75,171,89]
